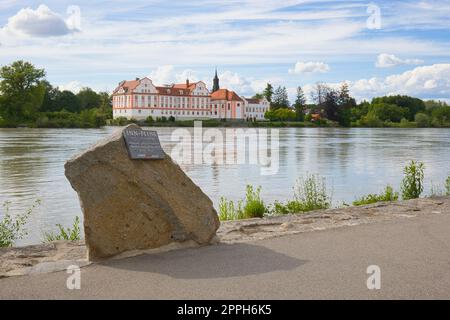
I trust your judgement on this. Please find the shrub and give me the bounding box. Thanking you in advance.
[110,116,129,126]
[359,112,383,127]
[168,116,176,122]
[43,216,81,242]
[267,174,331,215]
[401,161,425,200]
[415,113,430,127]
[146,116,154,124]
[0,200,40,247]
[353,185,399,206]
[218,185,266,221]
[399,118,417,128]
[218,197,244,221]
[293,173,331,211]
[242,185,266,218]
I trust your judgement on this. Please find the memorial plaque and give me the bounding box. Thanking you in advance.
[123,128,165,160]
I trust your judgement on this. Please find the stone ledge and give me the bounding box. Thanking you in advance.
[1,196,449,278]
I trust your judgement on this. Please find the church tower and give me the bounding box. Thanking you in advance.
[212,68,220,93]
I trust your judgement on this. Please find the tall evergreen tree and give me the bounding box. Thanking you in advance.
[263,83,274,103]
[293,86,306,121]
[272,86,290,110]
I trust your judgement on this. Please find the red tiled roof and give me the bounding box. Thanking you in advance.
[113,80,140,93]
[173,82,197,90]
[244,98,260,104]
[156,86,191,96]
[211,89,243,102]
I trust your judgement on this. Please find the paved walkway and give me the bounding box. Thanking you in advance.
[1,212,450,299]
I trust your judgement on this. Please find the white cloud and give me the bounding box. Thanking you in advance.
[147,65,176,85]
[147,65,200,85]
[351,64,450,100]
[2,5,76,37]
[58,81,83,93]
[375,53,424,68]
[289,61,330,74]
[294,64,450,103]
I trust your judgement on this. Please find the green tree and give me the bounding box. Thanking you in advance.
[252,93,264,100]
[359,111,383,127]
[263,83,274,103]
[0,60,46,121]
[77,87,101,110]
[431,106,450,126]
[323,89,339,121]
[40,80,60,112]
[372,95,425,120]
[272,86,290,110]
[55,90,81,113]
[415,113,430,127]
[370,103,408,122]
[98,92,112,119]
[293,86,306,121]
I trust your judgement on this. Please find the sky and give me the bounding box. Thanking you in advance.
[0,0,449,102]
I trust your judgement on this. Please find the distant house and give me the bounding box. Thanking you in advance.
[210,89,244,119]
[311,113,322,122]
[242,97,270,121]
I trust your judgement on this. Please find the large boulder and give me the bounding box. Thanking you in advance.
[65,124,220,260]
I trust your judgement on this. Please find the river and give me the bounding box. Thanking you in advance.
[1,127,449,245]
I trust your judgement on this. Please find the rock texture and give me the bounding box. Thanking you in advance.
[64,124,220,260]
[0,241,88,278]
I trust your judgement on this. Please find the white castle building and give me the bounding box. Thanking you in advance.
[112,70,269,121]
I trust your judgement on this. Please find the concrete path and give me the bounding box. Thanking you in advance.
[1,212,450,299]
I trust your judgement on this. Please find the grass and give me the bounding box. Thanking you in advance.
[43,216,81,242]
[218,197,244,221]
[242,185,266,218]
[353,185,399,206]
[0,200,40,247]
[401,160,425,200]
[219,185,266,221]
[293,174,331,211]
[268,174,331,215]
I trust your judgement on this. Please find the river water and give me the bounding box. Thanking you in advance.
[1,127,449,245]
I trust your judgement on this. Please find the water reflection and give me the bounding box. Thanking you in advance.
[1,127,449,245]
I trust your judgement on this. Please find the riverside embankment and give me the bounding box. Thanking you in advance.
[1,196,449,279]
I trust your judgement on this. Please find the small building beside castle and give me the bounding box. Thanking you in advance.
[112,70,270,121]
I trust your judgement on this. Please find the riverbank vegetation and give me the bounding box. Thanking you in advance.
[43,216,81,242]
[0,199,81,247]
[0,61,112,128]
[2,60,449,129]
[219,161,449,221]
[0,200,40,247]
[257,83,450,128]
[352,186,399,206]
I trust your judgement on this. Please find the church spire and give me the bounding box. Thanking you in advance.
[212,67,220,93]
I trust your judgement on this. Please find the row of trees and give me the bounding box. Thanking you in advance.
[0,61,112,128]
[254,82,449,128]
